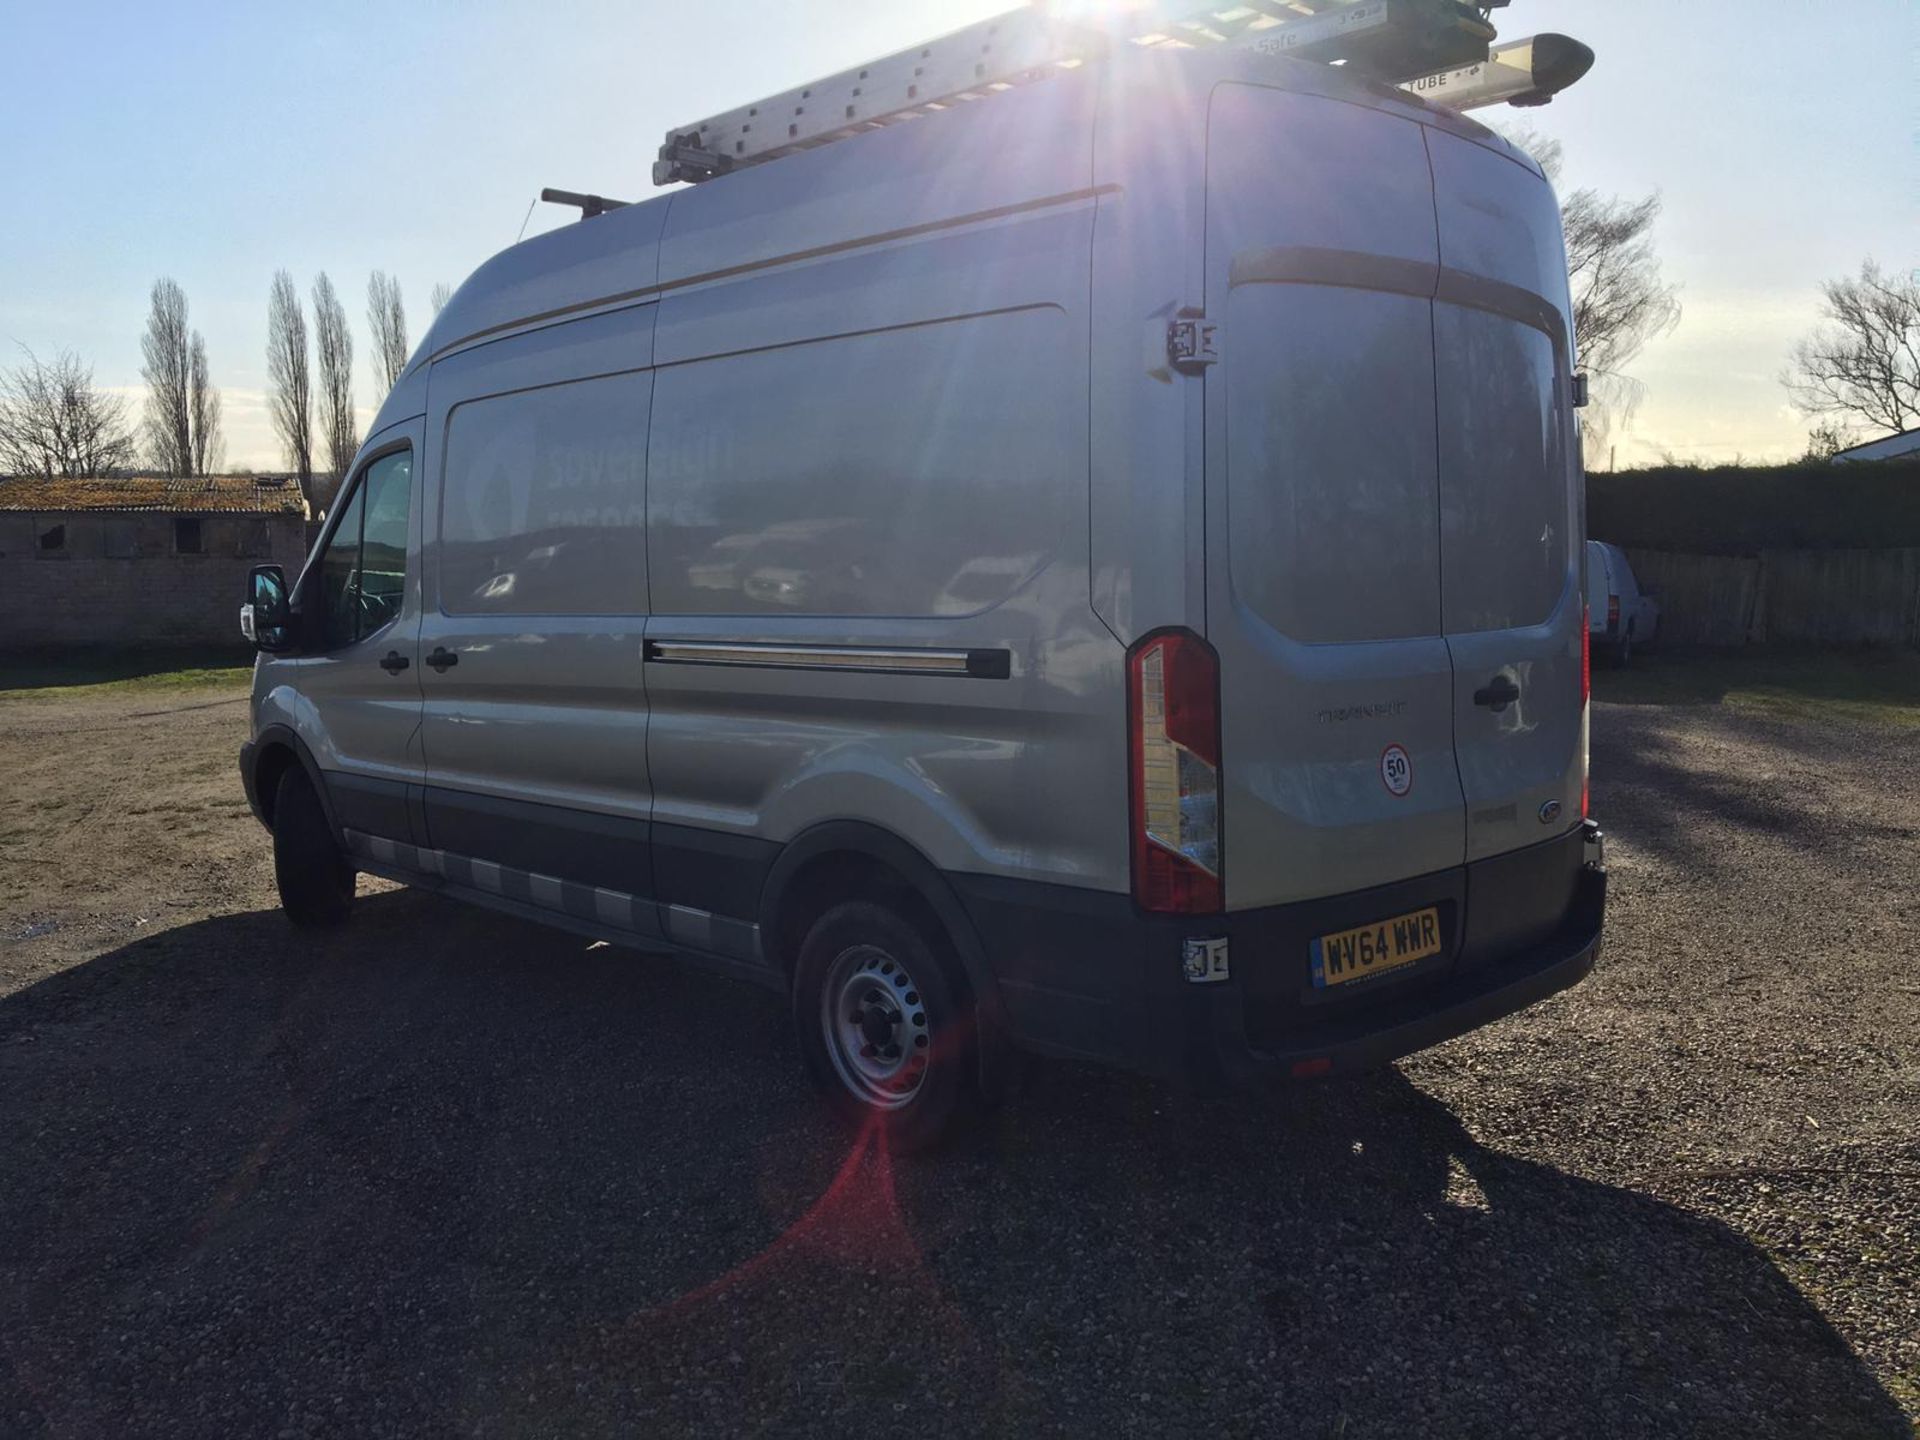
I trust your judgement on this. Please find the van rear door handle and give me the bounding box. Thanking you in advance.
[425,647,459,673]
[1473,675,1521,712]
[379,651,410,674]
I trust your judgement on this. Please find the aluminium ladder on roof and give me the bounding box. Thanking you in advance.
[653,0,1499,185]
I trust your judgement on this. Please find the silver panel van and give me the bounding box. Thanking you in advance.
[239,24,1606,1148]
[1587,539,1659,663]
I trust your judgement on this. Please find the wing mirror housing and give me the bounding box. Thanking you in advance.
[243,564,295,652]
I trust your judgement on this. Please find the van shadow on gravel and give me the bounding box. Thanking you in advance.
[0,891,1904,1438]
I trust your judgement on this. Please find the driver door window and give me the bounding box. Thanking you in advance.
[314,449,412,651]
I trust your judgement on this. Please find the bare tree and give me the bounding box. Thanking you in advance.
[188,332,224,476]
[367,271,410,394]
[0,347,138,478]
[1498,129,1681,451]
[141,278,194,476]
[1784,260,1920,439]
[312,272,359,482]
[267,269,314,497]
[1564,191,1682,409]
[430,281,452,317]
[139,278,223,476]
[1802,420,1854,462]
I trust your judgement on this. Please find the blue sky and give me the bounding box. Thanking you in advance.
[0,0,1912,468]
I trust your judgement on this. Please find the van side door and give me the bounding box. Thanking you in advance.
[414,304,661,937]
[265,428,425,843]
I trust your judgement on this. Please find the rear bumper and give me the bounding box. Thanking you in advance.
[1198,862,1603,1087]
[954,824,1605,1088]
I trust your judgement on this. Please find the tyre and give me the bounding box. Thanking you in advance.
[793,899,975,1152]
[1617,627,1634,667]
[272,767,355,928]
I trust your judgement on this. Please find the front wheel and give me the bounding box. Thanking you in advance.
[793,900,975,1152]
[272,767,355,928]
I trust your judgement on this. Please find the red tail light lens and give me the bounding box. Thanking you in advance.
[1581,600,1591,705]
[1127,630,1222,914]
[1606,595,1620,633]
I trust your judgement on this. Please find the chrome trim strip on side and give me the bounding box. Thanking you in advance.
[645,640,1010,678]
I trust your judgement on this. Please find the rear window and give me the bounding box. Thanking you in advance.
[1435,306,1572,633]
[1226,285,1441,645]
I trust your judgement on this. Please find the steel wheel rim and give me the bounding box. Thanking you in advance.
[820,942,932,1110]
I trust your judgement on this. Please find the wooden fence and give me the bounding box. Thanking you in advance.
[1624,548,1920,648]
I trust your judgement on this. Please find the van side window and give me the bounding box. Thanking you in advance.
[648,310,1074,618]
[359,452,412,634]
[314,448,412,650]
[439,373,650,616]
[316,483,367,651]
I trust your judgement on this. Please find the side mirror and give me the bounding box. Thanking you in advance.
[245,564,294,652]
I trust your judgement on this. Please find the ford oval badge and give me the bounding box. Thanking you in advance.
[1538,799,1563,825]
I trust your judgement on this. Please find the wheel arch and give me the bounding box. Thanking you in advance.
[249,724,340,835]
[758,820,1011,1097]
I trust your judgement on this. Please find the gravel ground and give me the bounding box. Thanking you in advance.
[0,672,1913,1438]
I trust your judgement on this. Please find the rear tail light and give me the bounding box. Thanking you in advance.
[1128,629,1222,913]
[1581,601,1591,706]
[1606,595,1620,633]
[1580,601,1591,818]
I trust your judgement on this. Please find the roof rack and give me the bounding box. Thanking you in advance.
[654,0,1508,186]
[539,187,632,219]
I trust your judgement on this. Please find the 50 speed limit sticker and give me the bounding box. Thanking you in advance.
[1380,744,1413,797]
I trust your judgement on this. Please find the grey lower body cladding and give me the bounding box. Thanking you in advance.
[953,824,1604,1086]
[247,741,1602,1088]
[354,810,1599,1090]
[340,827,766,975]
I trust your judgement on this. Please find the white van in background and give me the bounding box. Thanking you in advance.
[237,6,1607,1148]
[1587,541,1660,664]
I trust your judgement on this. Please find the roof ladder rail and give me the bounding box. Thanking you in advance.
[652,0,1502,186]
[653,5,1098,186]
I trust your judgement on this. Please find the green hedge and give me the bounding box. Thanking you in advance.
[1588,460,1920,556]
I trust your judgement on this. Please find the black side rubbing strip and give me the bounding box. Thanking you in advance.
[644,639,1012,679]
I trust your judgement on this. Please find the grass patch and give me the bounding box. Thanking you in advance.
[0,648,253,699]
[1595,650,1920,728]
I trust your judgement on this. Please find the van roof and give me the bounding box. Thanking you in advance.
[417,38,1525,380]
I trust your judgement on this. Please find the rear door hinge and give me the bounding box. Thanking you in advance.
[1168,317,1220,375]
[1570,372,1590,408]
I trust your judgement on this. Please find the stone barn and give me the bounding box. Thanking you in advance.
[0,476,311,647]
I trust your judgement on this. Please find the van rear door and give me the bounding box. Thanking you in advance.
[1426,128,1585,861]
[1204,84,1465,910]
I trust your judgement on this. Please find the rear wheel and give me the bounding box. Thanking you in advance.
[272,767,354,928]
[793,900,974,1152]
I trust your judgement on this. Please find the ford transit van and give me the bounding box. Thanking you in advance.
[239,12,1606,1148]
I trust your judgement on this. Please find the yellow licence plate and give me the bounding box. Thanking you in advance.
[1311,907,1442,989]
